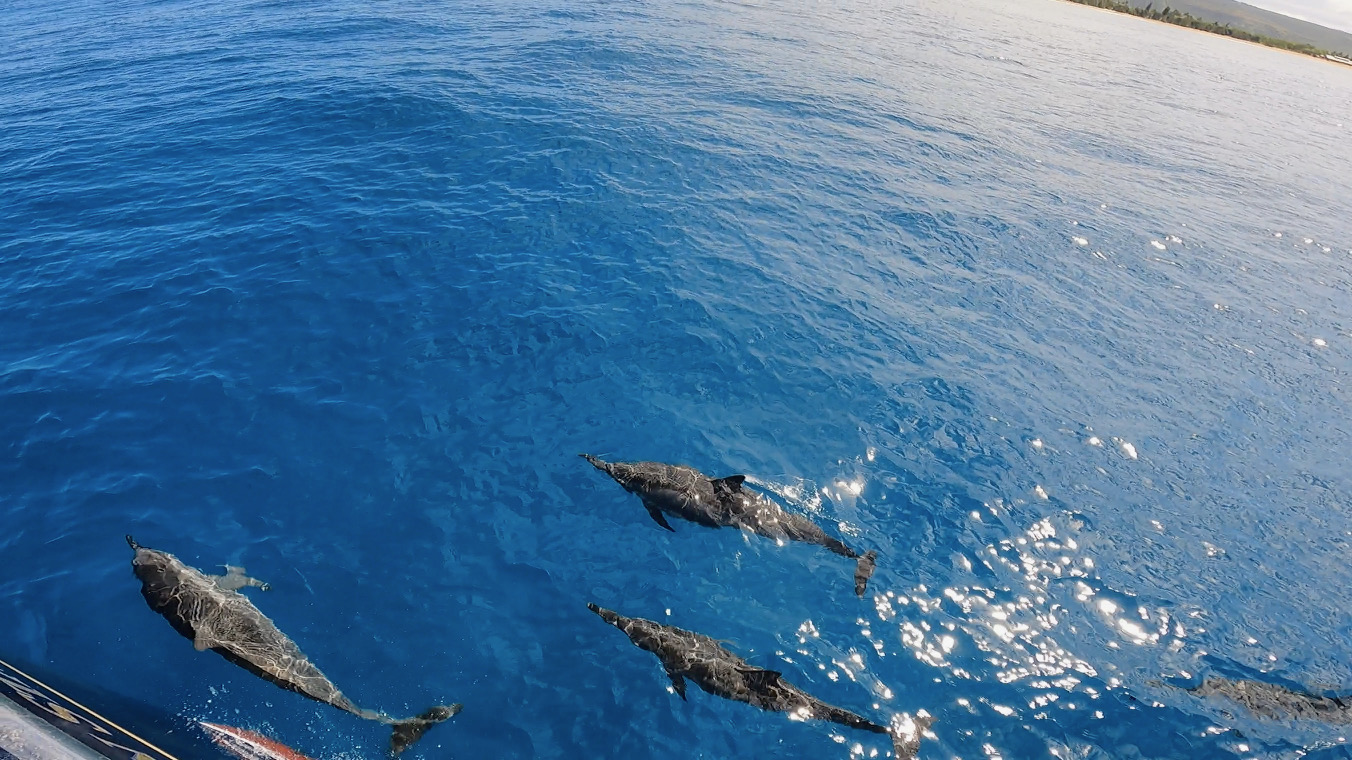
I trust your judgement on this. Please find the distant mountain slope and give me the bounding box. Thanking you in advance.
[1128,0,1352,53]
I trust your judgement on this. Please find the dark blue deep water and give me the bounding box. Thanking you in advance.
[4,0,1352,757]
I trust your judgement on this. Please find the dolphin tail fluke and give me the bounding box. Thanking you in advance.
[389,704,461,757]
[854,550,878,596]
[889,713,934,760]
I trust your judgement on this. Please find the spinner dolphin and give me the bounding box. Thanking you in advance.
[126,537,459,756]
[587,603,931,758]
[582,454,879,595]
[1185,676,1352,723]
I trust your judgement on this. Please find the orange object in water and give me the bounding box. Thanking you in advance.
[200,722,318,760]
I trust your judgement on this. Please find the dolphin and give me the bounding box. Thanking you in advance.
[126,536,460,756]
[1184,676,1351,723]
[587,603,931,758]
[581,454,878,595]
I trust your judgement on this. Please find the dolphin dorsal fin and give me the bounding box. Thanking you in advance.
[713,475,746,493]
[738,668,783,690]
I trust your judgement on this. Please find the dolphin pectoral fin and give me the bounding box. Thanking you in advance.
[854,550,878,596]
[737,668,784,691]
[193,633,214,652]
[215,565,271,592]
[646,507,677,532]
[389,704,462,757]
[712,475,746,494]
[665,669,688,700]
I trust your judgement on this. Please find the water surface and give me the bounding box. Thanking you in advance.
[3,0,1352,757]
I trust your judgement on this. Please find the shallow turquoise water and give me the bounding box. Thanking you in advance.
[3,0,1352,757]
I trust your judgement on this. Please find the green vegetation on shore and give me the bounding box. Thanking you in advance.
[1065,0,1352,61]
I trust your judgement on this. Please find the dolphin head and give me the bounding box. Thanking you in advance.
[579,453,609,471]
[579,453,624,483]
[579,454,655,495]
[126,536,192,596]
[127,535,170,575]
[581,451,638,486]
[587,602,624,627]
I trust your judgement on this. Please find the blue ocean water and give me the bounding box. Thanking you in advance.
[4,0,1352,757]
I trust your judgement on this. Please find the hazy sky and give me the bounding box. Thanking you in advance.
[1241,0,1352,33]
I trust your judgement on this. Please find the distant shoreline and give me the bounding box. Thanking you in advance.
[1059,0,1352,65]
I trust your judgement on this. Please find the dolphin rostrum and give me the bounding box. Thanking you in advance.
[126,536,460,756]
[587,603,932,758]
[581,454,879,595]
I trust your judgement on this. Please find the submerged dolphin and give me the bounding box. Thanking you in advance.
[1186,676,1352,723]
[581,454,878,595]
[587,603,932,759]
[126,537,460,756]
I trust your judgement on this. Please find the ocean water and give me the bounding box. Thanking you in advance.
[3,0,1352,757]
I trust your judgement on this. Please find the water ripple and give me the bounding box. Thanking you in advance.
[3,0,1352,757]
